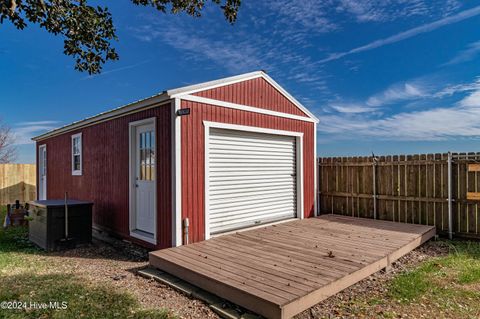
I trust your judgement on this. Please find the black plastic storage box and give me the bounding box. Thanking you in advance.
[28,200,93,251]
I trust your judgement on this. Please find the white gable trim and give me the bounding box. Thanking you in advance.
[182,95,316,123]
[169,71,319,123]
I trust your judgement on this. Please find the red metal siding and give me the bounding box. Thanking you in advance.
[181,100,315,244]
[193,77,308,117]
[36,104,172,249]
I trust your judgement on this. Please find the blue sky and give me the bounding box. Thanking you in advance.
[2,0,480,163]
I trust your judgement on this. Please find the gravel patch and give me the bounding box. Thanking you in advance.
[42,239,219,319]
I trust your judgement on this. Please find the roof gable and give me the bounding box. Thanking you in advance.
[168,71,319,122]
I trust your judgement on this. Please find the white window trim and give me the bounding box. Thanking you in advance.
[203,121,304,240]
[38,144,47,200]
[71,133,82,176]
[128,117,158,245]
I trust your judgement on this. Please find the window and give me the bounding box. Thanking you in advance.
[139,130,155,181]
[71,133,82,175]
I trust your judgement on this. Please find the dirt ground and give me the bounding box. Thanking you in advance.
[37,236,453,319]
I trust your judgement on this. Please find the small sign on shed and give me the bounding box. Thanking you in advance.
[468,163,480,172]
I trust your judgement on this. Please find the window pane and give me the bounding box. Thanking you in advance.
[74,155,80,171]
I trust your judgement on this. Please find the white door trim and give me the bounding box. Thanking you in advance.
[129,117,157,245]
[38,144,47,200]
[203,121,304,240]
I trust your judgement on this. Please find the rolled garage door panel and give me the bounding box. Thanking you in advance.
[208,128,297,235]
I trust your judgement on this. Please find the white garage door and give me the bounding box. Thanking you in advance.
[207,128,298,235]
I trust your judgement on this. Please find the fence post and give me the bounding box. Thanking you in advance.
[373,156,377,220]
[447,152,453,240]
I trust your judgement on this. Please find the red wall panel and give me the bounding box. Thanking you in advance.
[36,104,172,249]
[181,100,315,243]
[193,77,308,117]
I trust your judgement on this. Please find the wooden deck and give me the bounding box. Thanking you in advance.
[150,215,435,319]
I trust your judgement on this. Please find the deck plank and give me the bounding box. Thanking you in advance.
[150,215,435,319]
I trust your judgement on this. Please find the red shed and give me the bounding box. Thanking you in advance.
[33,71,319,249]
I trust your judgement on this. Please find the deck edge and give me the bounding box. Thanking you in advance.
[280,225,436,319]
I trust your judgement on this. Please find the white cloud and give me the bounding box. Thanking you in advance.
[459,90,480,107]
[443,40,480,66]
[130,15,329,93]
[262,0,337,33]
[329,103,379,113]
[12,121,59,145]
[434,77,480,98]
[319,104,480,141]
[338,0,421,22]
[319,5,480,63]
[367,83,426,106]
[319,76,480,141]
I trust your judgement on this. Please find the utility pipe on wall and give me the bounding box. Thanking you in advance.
[183,218,190,245]
[447,152,453,240]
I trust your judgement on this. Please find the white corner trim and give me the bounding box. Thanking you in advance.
[297,133,305,220]
[203,121,304,240]
[128,117,157,245]
[172,98,182,247]
[183,95,316,123]
[71,133,82,176]
[314,122,318,216]
[204,123,210,240]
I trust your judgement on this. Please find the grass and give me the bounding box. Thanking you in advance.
[389,241,480,301]
[0,207,172,319]
[384,240,480,317]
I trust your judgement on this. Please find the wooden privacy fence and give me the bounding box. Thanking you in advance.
[318,153,480,240]
[0,164,36,205]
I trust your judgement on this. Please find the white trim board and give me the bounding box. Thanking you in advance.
[203,121,304,240]
[128,117,158,245]
[172,98,182,247]
[182,95,316,123]
[314,122,318,216]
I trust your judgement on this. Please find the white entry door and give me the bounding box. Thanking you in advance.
[38,145,47,200]
[132,122,156,235]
